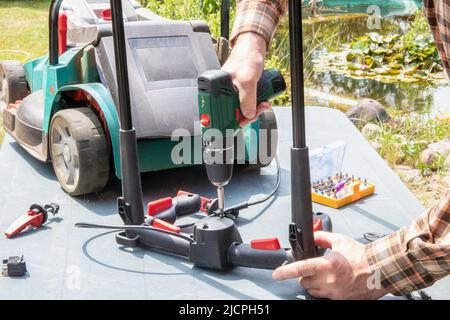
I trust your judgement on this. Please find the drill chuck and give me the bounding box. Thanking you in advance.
[204,143,234,187]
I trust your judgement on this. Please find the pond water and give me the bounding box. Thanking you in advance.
[302,11,450,117]
[320,0,423,18]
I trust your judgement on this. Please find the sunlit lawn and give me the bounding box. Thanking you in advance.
[0,0,49,144]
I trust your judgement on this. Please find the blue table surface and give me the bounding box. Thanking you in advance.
[0,107,448,299]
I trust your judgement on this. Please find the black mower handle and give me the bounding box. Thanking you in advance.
[146,194,202,225]
[228,243,295,270]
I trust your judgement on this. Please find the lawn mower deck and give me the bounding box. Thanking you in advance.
[1,0,271,196]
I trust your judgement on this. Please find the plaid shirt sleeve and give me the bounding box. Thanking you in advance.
[424,0,450,77]
[364,192,450,296]
[230,0,288,48]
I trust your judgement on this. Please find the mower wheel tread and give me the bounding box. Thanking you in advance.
[50,108,110,196]
[0,60,28,105]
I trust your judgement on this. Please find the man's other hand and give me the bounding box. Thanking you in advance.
[222,32,269,126]
[272,231,389,300]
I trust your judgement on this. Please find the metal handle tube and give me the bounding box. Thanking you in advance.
[288,0,306,148]
[133,230,191,258]
[288,0,315,259]
[49,0,64,65]
[228,243,295,270]
[221,0,231,40]
[110,0,133,130]
[110,0,145,224]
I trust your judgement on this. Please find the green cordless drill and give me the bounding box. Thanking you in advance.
[198,69,286,215]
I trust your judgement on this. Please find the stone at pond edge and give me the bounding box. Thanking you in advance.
[395,165,421,182]
[420,149,436,166]
[427,138,450,156]
[420,138,450,166]
[362,123,382,140]
[370,141,382,152]
[345,98,390,124]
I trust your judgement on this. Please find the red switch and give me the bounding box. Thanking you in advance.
[58,12,68,55]
[147,197,173,216]
[152,219,181,234]
[102,8,112,21]
[235,109,241,122]
[200,114,210,127]
[250,238,281,251]
[313,218,323,232]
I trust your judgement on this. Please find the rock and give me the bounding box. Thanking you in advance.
[362,123,382,140]
[422,168,433,177]
[420,148,436,166]
[427,138,450,156]
[345,98,390,124]
[445,154,450,167]
[396,165,421,182]
[443,173,450,186]
[371,141,382,152]
[420,139,450,167]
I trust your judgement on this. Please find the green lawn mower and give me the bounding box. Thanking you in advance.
[0,0,278,196]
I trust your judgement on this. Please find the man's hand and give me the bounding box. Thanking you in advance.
[272,231,389,300]
[222,32,270,126]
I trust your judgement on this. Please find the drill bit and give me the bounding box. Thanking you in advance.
[217,186,225,216]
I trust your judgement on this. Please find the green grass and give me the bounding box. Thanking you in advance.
[0,0,49,62]
[364,114,450,170]
[0,0,49,144]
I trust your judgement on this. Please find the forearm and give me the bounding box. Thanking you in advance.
[230,0,288,49]
[364,192,450,295]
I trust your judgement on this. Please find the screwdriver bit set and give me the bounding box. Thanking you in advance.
[311,173,375,208]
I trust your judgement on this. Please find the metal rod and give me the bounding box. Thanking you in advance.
[288,0,315,259]
[49,0,63,65]
[221,0,231,40]
[110,0,145,225]
[288,0,306,148]
[110,0,133,130]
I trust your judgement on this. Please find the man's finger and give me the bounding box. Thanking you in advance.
[272,257,330,280]
[239,115,257,126]
[256,101,271,115]
[307,288,329,299]
[299,276,320,289]
[237,82,257,120]
[238,102,270,126]
[314,231,344,249]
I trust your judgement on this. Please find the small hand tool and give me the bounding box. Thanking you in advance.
[5,203,60,238]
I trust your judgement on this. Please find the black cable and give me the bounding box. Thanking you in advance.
[76,155,281,232]
[227,154,281,212]
[247,154,281,206]
[75,222,194,243]
[363,232,386,243]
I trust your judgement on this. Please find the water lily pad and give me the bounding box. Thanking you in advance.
[312,31,449,85]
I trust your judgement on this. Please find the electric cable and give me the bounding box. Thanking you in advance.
[75,155,281,233]
[226,153,281,212]
[75,222,194,242]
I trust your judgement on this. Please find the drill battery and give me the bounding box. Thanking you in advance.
[2,255,27,277]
